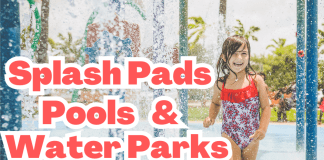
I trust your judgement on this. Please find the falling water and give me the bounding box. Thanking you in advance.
[8,1,321,160]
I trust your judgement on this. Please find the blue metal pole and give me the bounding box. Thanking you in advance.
[296,0,306,152]
[153,0,165,137]
[179,0,188,137]
[0,0,22,159]
[306,0,318,159]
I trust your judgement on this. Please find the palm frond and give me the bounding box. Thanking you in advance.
[189,31,204,51]
[233,26,241,30]
[68,32,73,45]
[48,38,57,49]
[251,35,258,41]
[189,16,205,25]
[280,39,286,47]
[318,39,324,48]
[250,26,260,32]
[188,17,199,21]
[188,16,207,51]
[233,19,260,42]
[234,31,242,37]
[233,26,244,33]
[192,30,204,45]
[188,29,200,41]
[236,19,244,28]
[242,34,247,39]
[319,29,324,37]
[58,33,65,41]
[54,33,83,63]
[188,24,199,29]
[266,44,276,49]
[320,49,324,54]
[272,39,279,46]
[73,38,82,46]
[233,20,246,36]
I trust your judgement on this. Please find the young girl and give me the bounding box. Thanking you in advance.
[203,35,271,160]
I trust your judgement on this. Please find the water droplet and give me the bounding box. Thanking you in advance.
[2,123,8,128]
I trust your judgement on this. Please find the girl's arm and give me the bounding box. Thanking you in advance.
[203,81,222,128]
[250,75,271,140]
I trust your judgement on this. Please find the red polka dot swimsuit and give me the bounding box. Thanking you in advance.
[220,75,260,149]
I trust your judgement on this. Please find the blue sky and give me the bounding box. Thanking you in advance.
[19,0,324,57]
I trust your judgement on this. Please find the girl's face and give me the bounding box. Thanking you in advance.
[227,44,249,74]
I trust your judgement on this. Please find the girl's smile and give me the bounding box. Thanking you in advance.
[233,62,244,67]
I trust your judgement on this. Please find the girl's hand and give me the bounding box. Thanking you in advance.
[249,129,266,141]
[203,117,215,128]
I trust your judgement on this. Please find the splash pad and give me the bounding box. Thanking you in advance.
[0,0,321,159]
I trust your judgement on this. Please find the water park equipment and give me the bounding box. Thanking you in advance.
[296,0,306,152]
[179,0,189,137]
[296,0,318,159]
[26,0,41,52]
[152,0,166,138]
[305,0,318,159]
[0,1,22,159]
[0,0,320,159]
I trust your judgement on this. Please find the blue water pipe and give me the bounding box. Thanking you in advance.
[296,0,306,152]
[306,0,318,159]
[0,0,22,159]
[153,0,166,137]
[179,0,188,137]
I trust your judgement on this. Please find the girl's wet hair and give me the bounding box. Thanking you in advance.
[216,35,256,90]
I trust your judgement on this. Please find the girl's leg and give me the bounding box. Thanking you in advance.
[241,140,259,160]
[222,132,242,160]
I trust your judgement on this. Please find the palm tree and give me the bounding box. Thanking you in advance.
[233,19,260,41]
[35,0,50,63]
[53,32,82,63]
[188,14,232,50]
[319,23,324,54]
[219,0,226,21]
[266,38,287,50]
[216,0,226,117]
[188,16,207,50]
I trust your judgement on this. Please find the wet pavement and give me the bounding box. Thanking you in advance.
[19,120,324,160]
